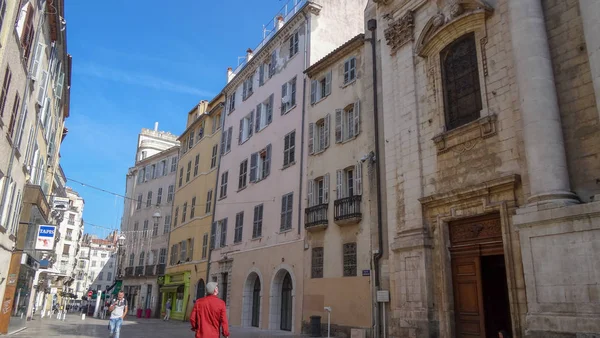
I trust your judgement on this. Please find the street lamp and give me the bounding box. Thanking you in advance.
[152,211,161,222]
[117,234,126,278]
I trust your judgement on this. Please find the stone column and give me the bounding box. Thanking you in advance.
[508,0,578,205]
[579,0,600,120]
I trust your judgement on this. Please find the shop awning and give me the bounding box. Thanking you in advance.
[160,284,184,293]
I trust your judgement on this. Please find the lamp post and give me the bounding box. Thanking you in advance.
[117,234,125,279]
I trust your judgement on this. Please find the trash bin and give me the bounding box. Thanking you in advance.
[310,315,322,337]
[145,308,151,318]
[136,308,142,318]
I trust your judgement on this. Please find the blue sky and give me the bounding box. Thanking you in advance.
[60,0,289,238]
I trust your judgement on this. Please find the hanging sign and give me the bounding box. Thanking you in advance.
[35,225,57,251]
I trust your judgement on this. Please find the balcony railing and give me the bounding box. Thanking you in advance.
[144,265,155,276]
[334,195,362,225]
[304,204,328,231]
[156,264,166,275]
[124,267,134,277]
[134,266,144,276]
[65,236,73,241]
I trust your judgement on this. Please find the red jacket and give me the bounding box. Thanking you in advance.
[190,295,229,338]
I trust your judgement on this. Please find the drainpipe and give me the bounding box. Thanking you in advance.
[298,10,310,235]
[367,19,385,338]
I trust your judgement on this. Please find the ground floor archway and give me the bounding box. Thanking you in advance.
[241,271,262,328]
[269,268,295,331]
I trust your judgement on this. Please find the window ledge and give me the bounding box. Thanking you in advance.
[311,95,328,106]
[432,113,497,154]
[251,236,263,242]
[282,104,297,115]
[218,196,227,201]
[242,92,254,101]
[311,148,328,156]
[232,241,242,246]
[282,161,296,170]
[342,79,357,88]
[277,228,294,235]
[237,186,247,193]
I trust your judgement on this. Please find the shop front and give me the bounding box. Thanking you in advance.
[160,271,190,321]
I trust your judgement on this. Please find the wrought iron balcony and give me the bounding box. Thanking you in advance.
[156,264,166,276]
[334,195,362,225]
[144,265,156,276]
[124,267,134,277]
[134,266,144,275]
[304,204,328,231]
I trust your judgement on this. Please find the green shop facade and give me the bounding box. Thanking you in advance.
[160,271,191,321]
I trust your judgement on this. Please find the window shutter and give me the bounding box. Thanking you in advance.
[265,144,272,177]
[248,111,254,137]
[308,122,314,155]
[281,83,287,115]
[242,81,247,100]
[31,43,45,80]
[355,162,363,195]
[336,170,343,199]
[325,71,332,96]
[226,127,233,152]
[324,113,330,149]
[291,77,297,106]
[354,100,361,137]
[249,153,258,182]
[259,64,265,86]
[220,132,226,155]
[269,51,276,77]
[238,118,243,145]
[255,104,261,133]
[310,80,317,104]
[222,218,228,246]
[267,94,274,124]
[335,109,343,143]
[37,69,48,105]
[280,195,287,228]
[307,180,314,207]
[323,173,330,203]
[55,72,64,99]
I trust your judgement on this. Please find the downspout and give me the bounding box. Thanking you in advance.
[367,19,385,338]
[297,11,310,235]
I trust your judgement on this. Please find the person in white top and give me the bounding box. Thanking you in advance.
[108,291,128,338]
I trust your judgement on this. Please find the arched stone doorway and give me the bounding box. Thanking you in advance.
[242,272,262,328]
[196,279,205,300]
[269,268,295,332]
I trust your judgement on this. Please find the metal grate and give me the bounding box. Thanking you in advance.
[311,247,324,278]
[343,243,357,277]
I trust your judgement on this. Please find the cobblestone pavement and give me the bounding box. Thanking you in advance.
[10,314,307,337]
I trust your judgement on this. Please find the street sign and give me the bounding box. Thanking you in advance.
[376,290,390,303]
[35,225,57,250]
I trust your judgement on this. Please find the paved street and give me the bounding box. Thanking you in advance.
[10,315,307,337]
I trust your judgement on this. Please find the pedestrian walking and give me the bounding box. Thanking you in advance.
[108,291,128,338]
[190,282,229,338]
[163,298,171,321]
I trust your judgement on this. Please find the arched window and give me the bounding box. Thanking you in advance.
[441,32,482,130]
[138,252,145,266]
[196,279,205,300]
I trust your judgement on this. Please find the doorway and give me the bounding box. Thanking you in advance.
[196,279,205,300]
[251,278,260,327]
[449,213,512,338]
[280,272,293,331]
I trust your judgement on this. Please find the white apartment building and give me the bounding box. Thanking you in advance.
[208,0,366,333]
[87,236,118,293]
[121,123,178,317]
[55,188,84,279]
[73,245,90,299]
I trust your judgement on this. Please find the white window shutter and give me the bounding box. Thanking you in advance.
[355,162,363,195]
[323,173,330,203]
[307,179,314,207]
[248,111,254,137]
[226,127,233,152]
[336,170,343,200]
[220,131,227,155]
[31,43,45,80]
[267,94,274,124]
[265,144,272,177]
[238,118,243,145]
[37,69,48,105]
[308,122,314,155]
[55,72,65,100]
[324,113,330,149]
[259,64,265,86]
[310,80,317,104]
[325,71,332,96]
[335,109,343,143]
[281,83,287,114]
[249,153,258,182]
[255,104,262,132]
[354,100,361,137]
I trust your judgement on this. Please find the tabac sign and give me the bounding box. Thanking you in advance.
[35,225,57,251]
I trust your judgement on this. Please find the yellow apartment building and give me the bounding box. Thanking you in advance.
[161,94,224,320]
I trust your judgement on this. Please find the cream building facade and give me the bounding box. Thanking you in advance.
[365,0,600,337]
[54,187,84,279]
[163,95,224,321]
[209,0,367,334]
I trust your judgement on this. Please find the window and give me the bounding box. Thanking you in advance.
[20,4,34,61]
[164,214,171,234]
[157,187,163,205]
[310,71,332,104]
[186,161,191,183]
[139,252,145,266]
[0,67,11,117]
[309,115,330,154]
[136,194,142,210]
[191,197,196,218]
[98,272,104,281]
[0,1,6,37]
[174,207,179,227]
[150,164,156,179]
[259,63,267,86]
[234,212,244,243]
[107,272,113,281]
[238,111,254,144]
[180,240,187,262]
[146,191,152,208]
[128,252,134,266]
[91,260,97,267]
[281,77,297,114]
[238,159,248,190]
[343,242,357,276]
[289,30,299,57]
[212,113,222,133]
[335,102,360,143]
[336,163,362,199]
[153,220,159,236]
[344,57,357,84]
[202,233,208,259]
[312,247,324,278]
[194,155,200,176]
[307,174,329,206]
[145,165,152,181]
[227,94,235,114]
[182,202,188,223]
[188,132,194,149]
[210,222,216,249]
[171,156,178,172]
[179,167,183,187]
[68,213,75,225]
[159,248,167,264]
[221,272,229,304]
[242,75,254,100]
[219,219,228,247]
[441,33,482,130]
[220,126,233,155]
[8,93,20,139]
[197,121,205,140]
[210,145,218,169]
[167,185,174,202]
[170,244,178,265]
[252,204,263,238]
[137,168,144,184]
[249,144,271,182]
[205,190,213,214]
[283,131,296,167]
[269,50,277,78]
[219,171,228,199]
[157,160,165,177]
[280,192,293,231]
[143,220,149,238]
[255,94,274,132]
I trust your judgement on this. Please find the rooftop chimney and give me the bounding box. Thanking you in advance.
[246,48,254,62]
[154,122,159,131]
[227,67,234,83]
[276,15,285,30]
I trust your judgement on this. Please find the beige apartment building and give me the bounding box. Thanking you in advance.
[163,95,224,321]
[365,0,600,337]
[302,34,376,336]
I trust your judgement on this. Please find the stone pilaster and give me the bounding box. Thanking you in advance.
[579,0,600,121]
[508,0,578,206]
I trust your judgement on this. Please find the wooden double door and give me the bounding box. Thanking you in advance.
[449,214,512,338]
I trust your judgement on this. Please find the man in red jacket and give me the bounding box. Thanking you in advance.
[190,282,229,338]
